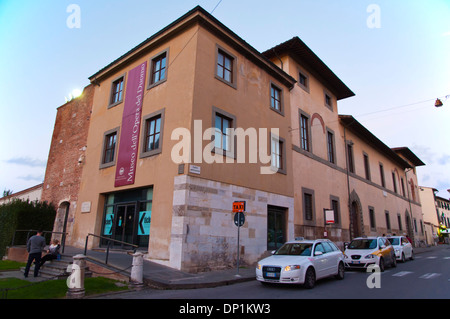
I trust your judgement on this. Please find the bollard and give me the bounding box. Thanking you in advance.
[129,252,144,290]
[66,254,86,299]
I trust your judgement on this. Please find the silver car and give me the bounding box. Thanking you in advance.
[387,236,414,262]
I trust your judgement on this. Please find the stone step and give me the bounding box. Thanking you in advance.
[20,259,92,280]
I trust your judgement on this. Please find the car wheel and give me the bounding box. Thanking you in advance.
[391,254,397,268]
[335,262,345,280]
[304,267,316,289]
[401,253,406,263]
[378,257,385,272]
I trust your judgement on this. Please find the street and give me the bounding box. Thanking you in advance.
[100,245,450,300]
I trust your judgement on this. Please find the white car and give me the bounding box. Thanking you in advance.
[256,238,345,289]
[344,237,397,272]
[387,236,414,262]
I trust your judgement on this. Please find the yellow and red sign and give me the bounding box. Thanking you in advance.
[232,201,246,213]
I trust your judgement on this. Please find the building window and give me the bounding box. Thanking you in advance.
[212,107,236,158]
[379,163,385,188]
[392,172,398,193]
[300,114,310,152]
[109,75,125,108]
[100,127,119,169]
[271,135,286,174]
[216,47,236,87]
[149,51,167,87]
[299,72,308,88]
[141,109,165,158]
[385,211,391,231]
[331,197,340,225]
[267,206,286,250]
[104,133,117,164]
[363,153,371,181]
[401,178,406,197]
[324,91,333,110]
[327,131,335,164]
[302,188,315,223]
[397,214,403,231]
[347,143,355,173]
[369,207,376,230]
[270,84,283,114]
[145,116,161,151]
[304,193,313,221]
[215,113,232,152]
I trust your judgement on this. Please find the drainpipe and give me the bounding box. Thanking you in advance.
[405,168,415,246]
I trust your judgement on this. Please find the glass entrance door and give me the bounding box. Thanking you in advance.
[267,205,286,250]
[113,204,136,247]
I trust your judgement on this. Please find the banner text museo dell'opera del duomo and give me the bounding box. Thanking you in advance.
[114,61,147,187]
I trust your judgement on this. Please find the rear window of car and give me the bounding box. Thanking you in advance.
[275,243,313,256]
[348,239,377,249]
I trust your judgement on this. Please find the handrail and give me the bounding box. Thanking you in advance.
[84,233,138,265]
[11,229,69,253]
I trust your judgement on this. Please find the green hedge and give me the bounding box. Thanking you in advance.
[0,199,56,257]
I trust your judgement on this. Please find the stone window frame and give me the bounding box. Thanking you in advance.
[100,127,120,169]
[108,73,126,109]
[215,44,237,89]
[269,81,285,116]
[140,108,165,159]
[147,48,170,90]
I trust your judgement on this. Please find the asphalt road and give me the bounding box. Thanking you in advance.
[98,245,450,300]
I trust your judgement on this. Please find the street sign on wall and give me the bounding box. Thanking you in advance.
[232,201,246,213]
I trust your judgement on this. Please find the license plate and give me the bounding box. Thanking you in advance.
[265,272,277,277]
[351,261,360,264]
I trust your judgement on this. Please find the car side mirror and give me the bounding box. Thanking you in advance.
[314,251,323,256]
[380,245,386,249]
[271,250,276,255]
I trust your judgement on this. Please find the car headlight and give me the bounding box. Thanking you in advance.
[284,265,300,272]
[256,264,262,270]
[364,254,376,259]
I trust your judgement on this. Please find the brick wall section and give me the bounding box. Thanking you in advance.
[41,84,94,240]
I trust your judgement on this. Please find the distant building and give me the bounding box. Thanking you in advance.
[42,6,426,272]
[0,183,43,205]
[419,186,449,244]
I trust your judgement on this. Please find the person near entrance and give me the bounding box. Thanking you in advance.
[40,239,61,267]
[24,230,46,278]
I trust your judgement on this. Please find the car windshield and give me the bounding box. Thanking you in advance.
[388,238,400,245]
[348,239,377,249]
[275,243,313,256]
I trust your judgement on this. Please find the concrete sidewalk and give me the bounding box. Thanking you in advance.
[63,246,256,289]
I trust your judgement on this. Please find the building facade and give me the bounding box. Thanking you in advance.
[0,183,43,205]
[419,186,450,244]
[42,6,426,272]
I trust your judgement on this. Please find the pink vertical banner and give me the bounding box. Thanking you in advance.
[114,61,147,187]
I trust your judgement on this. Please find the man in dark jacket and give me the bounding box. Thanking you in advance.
[24,230,46,278]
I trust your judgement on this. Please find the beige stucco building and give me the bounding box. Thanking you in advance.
[43,6,426,272]
[419,186,450,245]
[0,183,43,205]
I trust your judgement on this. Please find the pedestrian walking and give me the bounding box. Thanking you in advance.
[24,230,46,278]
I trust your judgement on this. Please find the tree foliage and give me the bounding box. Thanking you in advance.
[0,199,56,257]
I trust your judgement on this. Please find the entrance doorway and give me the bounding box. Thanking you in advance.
[113,204,136,247]
[350,201,362,239]
[101,187,152,248]
[267,205,287,250]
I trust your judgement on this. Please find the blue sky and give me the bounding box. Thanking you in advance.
[1,0,449,197]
